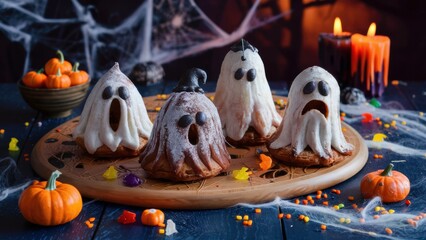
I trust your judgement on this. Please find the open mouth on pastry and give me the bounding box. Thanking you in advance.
[109,98,121,131]
[188,124,199,145]
[301,100,328,118]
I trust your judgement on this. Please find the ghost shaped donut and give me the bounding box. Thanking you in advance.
[140,68,231,181]
[73,63,152,157]
[214,40,281,146]
[268,66,353,167]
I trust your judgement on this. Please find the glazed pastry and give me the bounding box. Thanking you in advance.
[73,63,152,157]
[268,66,353,167]
[140,68,231,181]
[214,39,281,146]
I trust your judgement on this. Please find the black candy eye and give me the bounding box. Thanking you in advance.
[102,86,113,99]
[318,81,329,96]
[247,68,256,82]
[178,115,192,128]
[118,86,129,100]
[196,112,207,126]
[234,68,244,80]
[303,81,316,94]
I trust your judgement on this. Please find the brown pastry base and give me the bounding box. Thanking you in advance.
[267,145,352,167]
[141,149,229,182]
[76,137,147,158]
[226,127,276,147]
[143,161,226,182]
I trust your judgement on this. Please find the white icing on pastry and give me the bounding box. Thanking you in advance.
[270,66,353,158]
[214,41,281,141]
[73,63,152,154]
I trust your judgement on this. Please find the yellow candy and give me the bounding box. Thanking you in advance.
[232,167,251,180]
[401,121,407,125]
[103,166,118,180]
[389,209,395,214]
[339,217,345,223]
[156,94,168,100]
[236,215,242,220]
[155,107,161,112]
[25,122,29,127]
[8,138,19,151]
[384,124,390,129]
[420,112,424,117]
[372,133,387,142]
[374,206,381,212]
[345,218,351,224]
[390,120,397,127]
[303,216,310,223]
[275,99,285,107]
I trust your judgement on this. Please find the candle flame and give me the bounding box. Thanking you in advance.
[333,17,342,35]
[367,23,376,37]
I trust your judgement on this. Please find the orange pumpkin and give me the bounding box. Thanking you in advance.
[141,209,165,226]
[360,163,410,203]
[22,68,47,88]
[69,62,89,86]
[45,50,72,75]
[18,170,83,226]
[46,69,71,89]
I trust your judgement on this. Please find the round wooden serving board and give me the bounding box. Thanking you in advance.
[31,94,368,209]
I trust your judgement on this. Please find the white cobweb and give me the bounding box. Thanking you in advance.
[240,196,426,240]
[341,101,426,157]
[0,157,31,202]
[0,0,290,79]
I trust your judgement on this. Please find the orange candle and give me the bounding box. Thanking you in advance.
[351,23,390,97]
[319,18,352,87]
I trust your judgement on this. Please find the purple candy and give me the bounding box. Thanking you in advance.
[123,173,143,187]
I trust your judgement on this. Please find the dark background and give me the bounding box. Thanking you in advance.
[1,0,425,84]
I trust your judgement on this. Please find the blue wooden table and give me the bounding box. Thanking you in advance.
[0,80,425,239]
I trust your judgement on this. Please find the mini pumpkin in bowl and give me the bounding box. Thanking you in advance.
[18,50,90,118]
[18,79,90,118]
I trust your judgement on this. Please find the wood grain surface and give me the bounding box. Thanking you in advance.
[30,94,368,209]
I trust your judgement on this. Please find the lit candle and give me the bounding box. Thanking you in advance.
[351,23,390,97]
[318,17,352,87]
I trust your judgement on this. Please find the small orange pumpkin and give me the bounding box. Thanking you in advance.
[45,50,72,75]
[68,62,89,86]
[18,170,83,226]
[360,163,410,203]
[141,209,165,226]
[22,68,47,88]
[46,69,71,89]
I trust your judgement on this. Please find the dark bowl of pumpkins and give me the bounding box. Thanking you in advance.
[18,50,90,118]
